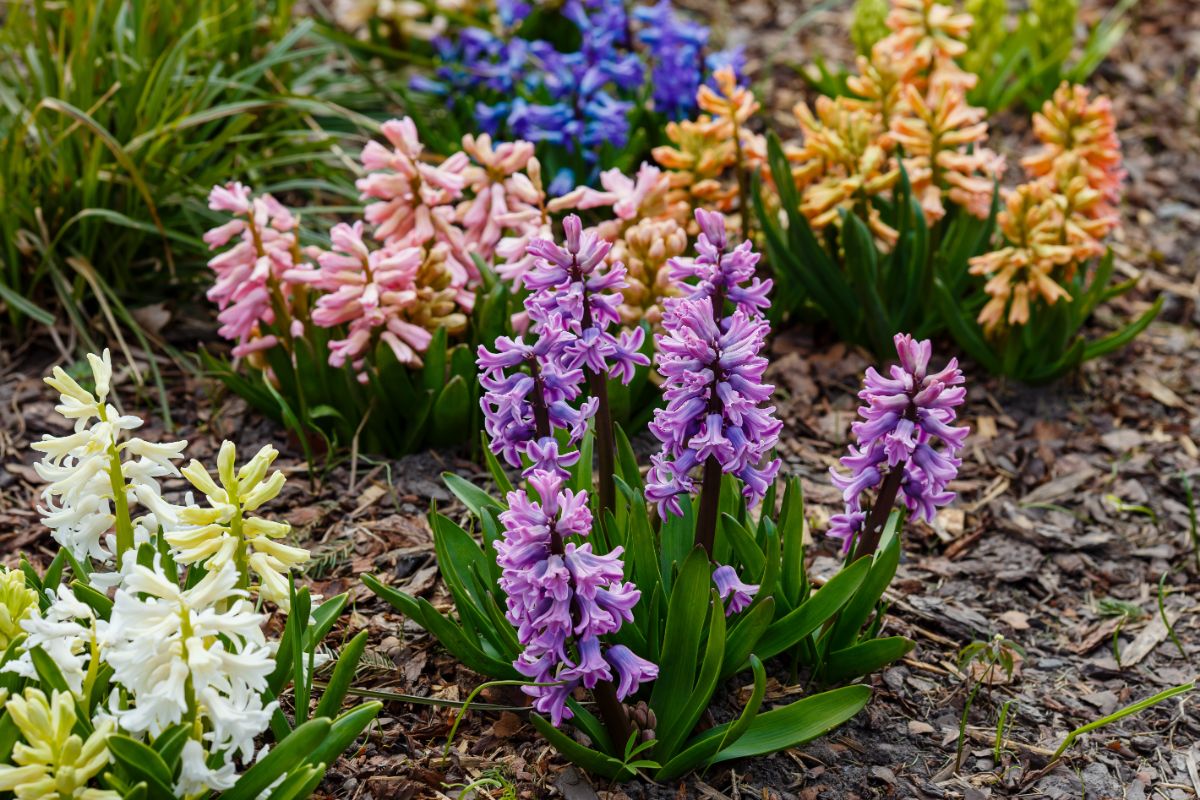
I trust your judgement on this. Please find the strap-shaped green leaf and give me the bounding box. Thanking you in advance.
[530,714,634,781]
[706,685,871,764]
[721,599,774,679]
[442,472,503,517]
[823,637,916,682]
[107,735,175,797]
[828,519,901,650]
[223,718,332,800]
[657,655,768,780]
[305,702,382,773]
[649,548,712,742]
[314,630,369,719]
[754,556,871,662]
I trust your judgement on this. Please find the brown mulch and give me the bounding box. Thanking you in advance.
[2,0,1200,798]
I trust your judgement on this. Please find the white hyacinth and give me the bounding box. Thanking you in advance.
[32,350,186,565]
[105,560,276,763]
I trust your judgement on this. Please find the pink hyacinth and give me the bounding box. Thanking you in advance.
[356,117,476,303]
[458,134,540,260]
[203,182,299,357]
[285,221,460,378]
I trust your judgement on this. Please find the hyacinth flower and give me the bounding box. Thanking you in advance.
[634,0,711,120]
[168,440,309,609]
[889,83,1002,221]
[2,585,101,697]
[0,688,118,800]
[477,316,597,476]
[789,95,903,247]
[1022,82,1125,212]
[106,560,276,792]
[522,215,651,512]
[204,182,301,358]
[357,117,477,297]
[829,334,968,557]
[284,221,469,379]
[876,0,976,91]
[646,211,779,613]
[32,350,185,565]
[0,569,36,651]
[496,470,656,736]
[967,182,1075,333]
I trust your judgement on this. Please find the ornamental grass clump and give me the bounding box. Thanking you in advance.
[367,211,971,780]
[0,350,381,799]
[756,0,1157,383]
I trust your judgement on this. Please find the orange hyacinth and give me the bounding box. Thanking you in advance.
[876,0,976,91]
[611,217,688,327]
[968,183,1075,333]
[845,45,919,133]
[790,96,901,246]
[890,84,1001,221]
[1022,82,1125,207]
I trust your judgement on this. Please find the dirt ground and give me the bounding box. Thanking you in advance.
[2,1,1199,798]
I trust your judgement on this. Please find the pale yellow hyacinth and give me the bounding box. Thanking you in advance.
[0,688,118,800]
[0,569,37,651]
[169,441,309,610]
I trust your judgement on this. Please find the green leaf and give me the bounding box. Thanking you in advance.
[305,702,383,772]
[107,735,175,797]
[530,714,635,781]
[705,685,872,764]
[481,432,515,496]
[657,655,769,780]
[223,718,332,800]
[649,549,712,726]
[314,630,369,719]
[429,375,471,446]
[721,598,775,679]
[442,472,503,517]
[753,556,872,663]
[828,520,901,651]
[655,589,727,762]
[823,637,916,682]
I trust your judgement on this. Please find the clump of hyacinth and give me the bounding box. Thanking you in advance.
[204,183,300,357]
[3,585,101,696]
[646,210,780,519]
[32,350,185,565]
[828,334,967,554]
[332,0,487,41]
[1022,82,1125,213]
[496,471,656,726]
[168,440,310,610]
[890,83,1002,221]
[285,221,468,377]
[611,216,688,327]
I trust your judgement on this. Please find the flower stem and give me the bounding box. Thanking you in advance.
[854,466,904,561]
[593,678,632,749]
[694,456,723,557]
[587,369,617,517]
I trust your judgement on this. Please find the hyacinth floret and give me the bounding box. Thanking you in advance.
[496,471,656,726]
[828,334,967,551]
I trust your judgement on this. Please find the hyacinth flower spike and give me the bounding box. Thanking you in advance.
[523,215,649,514]
[648,210,779,555]
[829,333,968,559]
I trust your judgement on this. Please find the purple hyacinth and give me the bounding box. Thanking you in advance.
[477,314,598,473]
[496,471,657,726]
[668,209,773,318]
[646,211,776,612]
[712,564,758,616]
[828,333,969,554]
[525,214,650,383]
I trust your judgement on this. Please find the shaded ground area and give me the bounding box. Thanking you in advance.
[2,0,1199,797]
